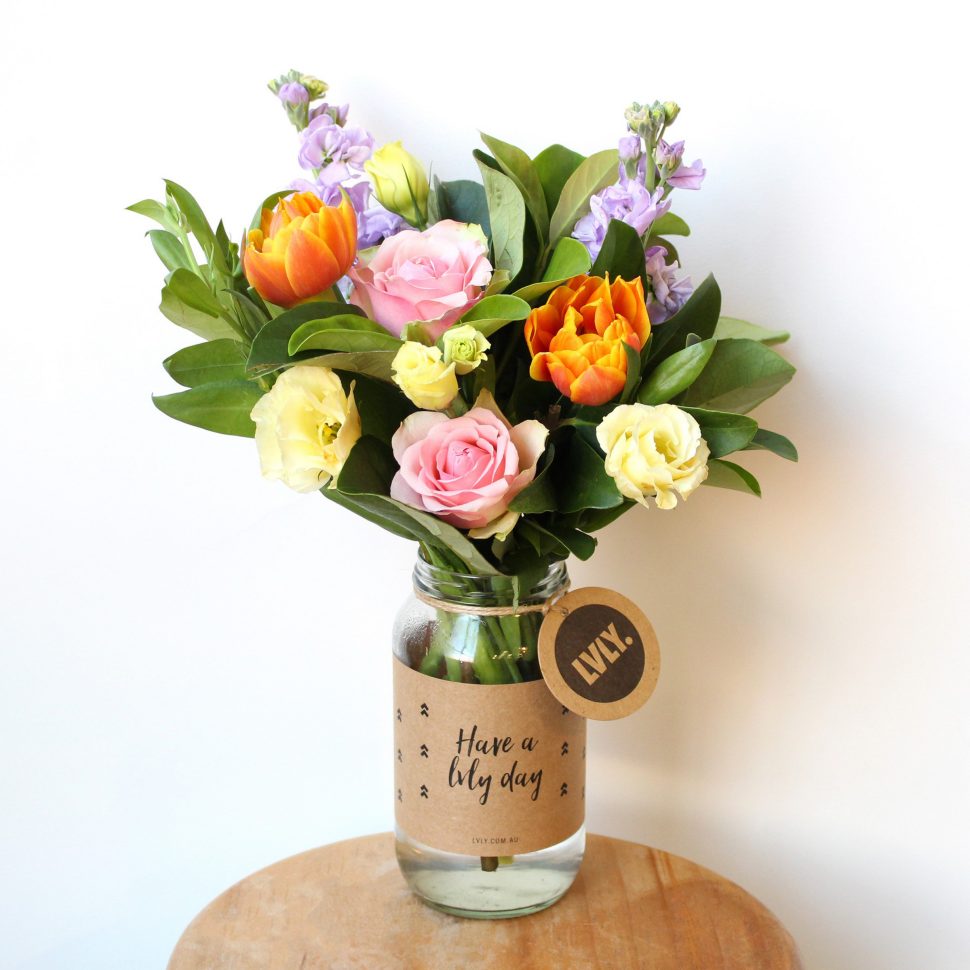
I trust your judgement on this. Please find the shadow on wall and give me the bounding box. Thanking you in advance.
[565,348,933,969]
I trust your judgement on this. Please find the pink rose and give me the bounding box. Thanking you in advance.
[349,220,492,340]
[390,392,548,539]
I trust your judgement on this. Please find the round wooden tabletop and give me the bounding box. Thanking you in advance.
[168,833,802,970]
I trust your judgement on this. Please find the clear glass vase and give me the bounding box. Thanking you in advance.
[392,556,586,919]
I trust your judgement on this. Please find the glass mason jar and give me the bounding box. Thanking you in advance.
[392,556,586,919]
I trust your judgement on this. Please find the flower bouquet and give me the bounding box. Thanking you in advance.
[131,71,796,918]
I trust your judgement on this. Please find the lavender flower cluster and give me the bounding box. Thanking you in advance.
[573,101,705,324]
[271,74,405,248]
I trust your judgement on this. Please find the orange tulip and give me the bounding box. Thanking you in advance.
[243,191,357,308]
[524,274,650,406]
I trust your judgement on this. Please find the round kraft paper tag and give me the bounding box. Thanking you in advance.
[538,587,660,720]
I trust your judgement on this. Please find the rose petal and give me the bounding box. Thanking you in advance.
[391,411,449,463]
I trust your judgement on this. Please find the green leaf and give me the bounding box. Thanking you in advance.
[681,407,758,459]
[152,380,262,437]
[336,435,397,496]
[548,525,597,561]
[345,372,414,443]
[648,273,721,363]
[163,339,247,388]
[533,144,584,214]
[509,447,557,514]
[297,330,402,353]
[650,212,691,237]
[548,148,619,244]
[555,433,623,514]
[128,198,178,232]
[591,219,648,290]
[476,159,526,279]
[289,314,400,355]
[302,351,397,383]
[745,428,798,461]
[457,294,531,338]
[399,321,434,345]
[148,230,193,273]
[474,149,500,172]
[703,459,762,497]
[481,133,549,245]
[321,487,416,541]
[715,316,790,345]
[620,341,642,404]
[160,271,239,342]
[483,268,511,296]
[247,302,364,376]
[507,358,558,425]
[521,519,596,561]
[435,179,491,238]
[510,281,565,304]
[512,238,590,303]
[578,501,636,533]
[464,353,496,403]
[214,220,235,269]
[338,492,499,574]
[163,179,222,270]
[638,338,716,405]
[680,339,796,414]
[165,268,223,315]
[542,236,591,282]
[223,290,269,338]
[514,520,546,556]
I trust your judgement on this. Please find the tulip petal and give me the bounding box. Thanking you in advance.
[285,228,342,300]
[529,352,553,383]
[569,364,626,406]
[544,352,585,400]
[243,246,298,307]
[317,196,358,270]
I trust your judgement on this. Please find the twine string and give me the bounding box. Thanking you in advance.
[412,583,571,617]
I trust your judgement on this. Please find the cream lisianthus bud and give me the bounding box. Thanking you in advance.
[441,325,490,375]
[392,342,459,410]
[250,365,360,492]
[365,141,430,226]
[596,403,709,509]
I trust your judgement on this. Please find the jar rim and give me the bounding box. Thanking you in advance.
[413,552,568,606]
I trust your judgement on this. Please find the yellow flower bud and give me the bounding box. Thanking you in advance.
[441,325,490,375]
[392,342,458,410]
[662,101,681,124]
[365,141,430,226]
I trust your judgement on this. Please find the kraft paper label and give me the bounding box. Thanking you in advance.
[538,587,660,720]
[393,658,586,856]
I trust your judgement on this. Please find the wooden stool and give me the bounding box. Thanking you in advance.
[168,833,802,969]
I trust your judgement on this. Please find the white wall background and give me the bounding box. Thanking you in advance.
[2,2,967,968]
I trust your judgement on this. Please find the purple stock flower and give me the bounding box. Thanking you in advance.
[277,82,309,105]
[667,158,706,190]
[298,114,374,184]
[358,205,407,248]
[573,180,670,260]
[657,139,705,190]
[310,102,349,126]
[618,134,641,164]
[645,245,692,324]
[656,138,684,168]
